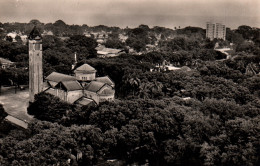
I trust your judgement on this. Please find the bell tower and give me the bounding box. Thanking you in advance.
[28,26,43,102]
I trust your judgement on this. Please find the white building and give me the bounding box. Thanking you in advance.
[206,22,226,40]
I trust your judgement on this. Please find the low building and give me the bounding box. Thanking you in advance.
[0,57,15,69]
[84,81,115,104]
[96,46,125,58]
[45,72,77,88]
[45,80,83,103]
[45,72,83,103]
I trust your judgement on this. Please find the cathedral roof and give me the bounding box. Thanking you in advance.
[28,26,42,40]
[58,80,82,91]
[74,97,97,106]
[95,76,114,87]
[99,88,115,95]
[45,72,76,83]
[74,64,96,73]
[84,81,106,92]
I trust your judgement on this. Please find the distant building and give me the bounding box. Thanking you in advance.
[206,22,226,40]
[215,23,226,40]
[0,57,15,69]
[6,32,17,40]
[206,22,215,40]
[96,46,125,58]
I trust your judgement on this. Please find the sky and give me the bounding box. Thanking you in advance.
[0,0,259,29]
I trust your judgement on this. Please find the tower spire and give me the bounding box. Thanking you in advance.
[72,52,78,70]
[75,52,77,64]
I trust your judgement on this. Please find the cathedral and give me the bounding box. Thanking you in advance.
[43,64,115,105]
[28,27,115,106]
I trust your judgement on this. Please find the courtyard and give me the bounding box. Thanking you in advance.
[0,86,33,122]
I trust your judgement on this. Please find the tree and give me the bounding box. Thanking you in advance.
[53,20,67,27]
[66,35,98,58]
[5,36,13,42]
[27,92,72,122]
[0,104,8,122]
[14,35,22,44]
[29,19,42,26]
[236,25,252,40]
[104,39,124,49]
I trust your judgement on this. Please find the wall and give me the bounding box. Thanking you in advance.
[67,90,84,103]
[29,39,43,102]
[45,88,66,102]
[75,73,96,81]
[84,91,99,104]
[99,94,114,103]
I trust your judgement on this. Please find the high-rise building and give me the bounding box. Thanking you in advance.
[28,26,43,102]
[215,23,226,40]
[206,22,226,40]
[206,22,215,40]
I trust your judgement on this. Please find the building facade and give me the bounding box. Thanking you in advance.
[74,64,96,81]
[215,23,226,40]
[206,22,226,40]
[28,27,43,102]
[44,64,115,105]
[0,57,15,69]
[206,22,215,40]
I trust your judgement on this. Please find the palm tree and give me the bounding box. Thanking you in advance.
[128,77,141,96]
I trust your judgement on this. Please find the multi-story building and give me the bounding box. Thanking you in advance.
[206,22,215,40]
[206,22,226,40]
[215,23,226,40]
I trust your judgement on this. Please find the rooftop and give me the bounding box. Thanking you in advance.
[5,115,28,129]
[28,26,42,40]
[96,46,123,55]
[85,81,106,92]
[99,88,115,95]
[0,57,13,64]
[45,72,76,82]
[95,76,114,86]
[74,64,96,73]
[59,80,82,91]
[74,97,97,106]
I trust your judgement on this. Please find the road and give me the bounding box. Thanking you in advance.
[0,86,33,122]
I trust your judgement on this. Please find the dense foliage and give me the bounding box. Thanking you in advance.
[1,97,260,165]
